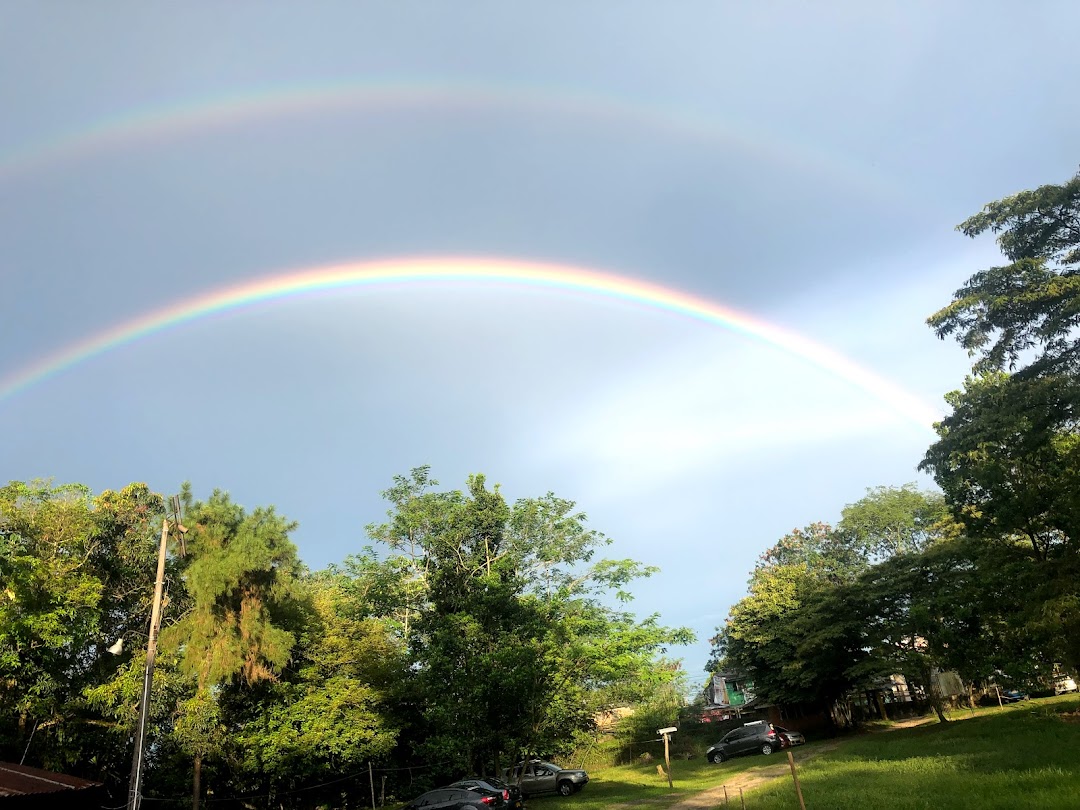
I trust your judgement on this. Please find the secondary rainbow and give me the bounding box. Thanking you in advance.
[0,256,940,429]
[0,79,894,201]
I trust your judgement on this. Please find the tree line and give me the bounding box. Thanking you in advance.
[709,168,1080,721]
[0,468,691,807]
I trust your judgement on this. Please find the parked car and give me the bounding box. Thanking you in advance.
[773,726,805,746]
[1000,689,1030,703]
[1054,676,1078,695]
[449,778,524,809]
[503,759,589,797]
[403,787,504,809]
[706,721,786,763]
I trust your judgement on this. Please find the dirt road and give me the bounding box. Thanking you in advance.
[661,741,842,809]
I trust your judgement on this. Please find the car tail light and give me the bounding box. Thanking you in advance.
[502,789,510,800]
[481,798,496,806]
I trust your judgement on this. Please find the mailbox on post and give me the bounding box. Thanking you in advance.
[657,727,677,788]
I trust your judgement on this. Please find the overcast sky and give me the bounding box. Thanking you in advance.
[3,2,1078,678]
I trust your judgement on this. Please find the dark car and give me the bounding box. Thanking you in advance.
[503,760,589,797]
[403,787,503,809]
[449,777,524,809]
[706,721,786,763]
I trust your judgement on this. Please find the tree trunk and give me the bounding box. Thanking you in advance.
[875,691,889,722]
[193,753,202,810]
[930,695,950,723]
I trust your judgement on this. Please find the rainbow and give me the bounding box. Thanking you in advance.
[0,256,940,429]
[0,79,894,200]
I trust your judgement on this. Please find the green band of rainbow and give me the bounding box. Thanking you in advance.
[0,256,940,429]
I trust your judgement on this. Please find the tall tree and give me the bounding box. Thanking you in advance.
[161,487,302,810]
[366,469,691,778]
[928,168,1080,377]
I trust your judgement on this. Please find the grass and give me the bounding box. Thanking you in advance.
[747,694,1080,810]
[526,738,836,810]
[527,695,1080,810]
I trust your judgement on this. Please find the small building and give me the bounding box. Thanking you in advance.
[0,761,106,808]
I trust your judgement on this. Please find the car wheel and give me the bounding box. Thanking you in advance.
[708,751,726,764]
[761,742,774,755]
[558,781,574,797]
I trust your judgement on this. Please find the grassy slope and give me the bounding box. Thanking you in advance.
[527,739,833,810]
[748,695,1080,810]
[529,695,1080,810]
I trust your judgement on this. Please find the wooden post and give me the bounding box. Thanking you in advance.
[723,784,729,804]
[995,686,1004,709]
[787,750,807,810]
[663,732,673,789]
[380,775,386,807]
[740,786,746,809]
[369,762,376,809]
[128,518,172,810]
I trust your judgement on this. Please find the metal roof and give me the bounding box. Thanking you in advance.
[0,762,101,797]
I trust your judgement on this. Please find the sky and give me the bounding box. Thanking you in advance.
[2,2,1079,679]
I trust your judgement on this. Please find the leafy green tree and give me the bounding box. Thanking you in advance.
[228,573,405,805]
[366,469,692,778]
[928,168,1080,377]
[711,494,960,719]
[161,487,303,809]
[755,522,869,583]
[920,372,1080,558]
[0,481,165,778]
[838,484,956,558]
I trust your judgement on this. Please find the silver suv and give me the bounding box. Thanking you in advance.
[503,760,589,797]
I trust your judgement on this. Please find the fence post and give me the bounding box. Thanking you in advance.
[787,750,807,810]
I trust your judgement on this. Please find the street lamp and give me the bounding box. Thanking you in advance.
[127,497,186,810]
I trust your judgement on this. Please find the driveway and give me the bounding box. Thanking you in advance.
[661,741,842,810]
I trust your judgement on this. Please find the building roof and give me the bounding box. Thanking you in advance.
[0,762,101,796]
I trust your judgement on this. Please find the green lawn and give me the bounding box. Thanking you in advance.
[747,695,1080,810]
[527,696,1080,810]
[526,739,835,810]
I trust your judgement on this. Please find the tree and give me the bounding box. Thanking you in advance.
[0,481,166,779]
[920,372,1080,558]
[228,573,405,806]
[922,168,1080,678]
[366,469,692,778]
[754,522,868,584]
[710,494,963,720]
[161,487,303,810]
[928,168,1080,377]
[838,484,955,558]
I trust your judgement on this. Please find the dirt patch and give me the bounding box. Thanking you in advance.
[658,742,842,810]
[1057,710,1080,723]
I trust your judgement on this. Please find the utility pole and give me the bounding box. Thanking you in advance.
[128,499,186,810]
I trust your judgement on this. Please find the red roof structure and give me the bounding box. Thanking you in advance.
[0,762,106,807]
